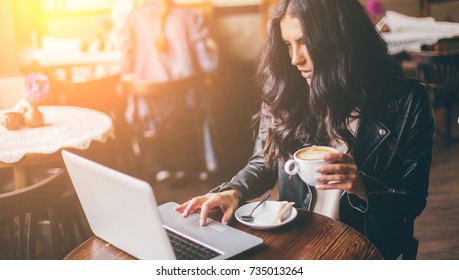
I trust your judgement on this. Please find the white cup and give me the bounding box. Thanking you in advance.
[284,146,338,186]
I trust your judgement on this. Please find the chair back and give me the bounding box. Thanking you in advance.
[0,168,66,259]
[46,70,121,115]
[121,74,207,179]
[122,74,204,126]
[409,50,459,100]
[407,50,459,146]
[122,74,201,97]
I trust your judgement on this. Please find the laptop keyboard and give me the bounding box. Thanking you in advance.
[166,229,221,260]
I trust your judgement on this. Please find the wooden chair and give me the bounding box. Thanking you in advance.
[45,69,122,117]
[0,168,67,259]
[121,74,211,181]
[407,50,459,147]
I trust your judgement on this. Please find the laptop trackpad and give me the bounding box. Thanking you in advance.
[181,220,227,239]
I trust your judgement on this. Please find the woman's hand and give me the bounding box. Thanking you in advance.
[175,189,240,226]
[315,153,366,200]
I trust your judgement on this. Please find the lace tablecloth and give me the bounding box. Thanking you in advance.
[0,106,113,164]
[379,11,459,54]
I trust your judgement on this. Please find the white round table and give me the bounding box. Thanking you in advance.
[0,106,113,189]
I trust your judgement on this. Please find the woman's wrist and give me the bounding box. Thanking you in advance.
[225,189,241,204]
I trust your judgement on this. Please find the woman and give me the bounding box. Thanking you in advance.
[121,0,219,181]
[121,0,218,79]
[176,0,434,259]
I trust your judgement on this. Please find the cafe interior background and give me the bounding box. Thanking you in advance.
[1,0,459,260]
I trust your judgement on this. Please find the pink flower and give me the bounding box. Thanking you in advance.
[25,73,50,103]
[366,0,385,19]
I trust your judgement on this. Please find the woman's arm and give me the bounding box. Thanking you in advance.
[210,106,278,202]
[351,83,435,219]
[176,105,277,224]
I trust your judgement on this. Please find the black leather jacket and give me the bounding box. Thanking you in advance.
[212,77,435,259]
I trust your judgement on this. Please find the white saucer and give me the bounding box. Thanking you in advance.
[235,200,297,230]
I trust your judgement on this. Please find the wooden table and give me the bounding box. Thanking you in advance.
[0,106,113,190]
[64,208,383,260]
[33,48,122,86]
[33,49,121,69]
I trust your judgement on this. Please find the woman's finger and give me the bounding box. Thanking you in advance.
[182,196,206,217]
[199,199,219,226]
[317,163,357,174]
[199,195,227,226]
[174,201,189,212]
[221,203,238,225]
[316,173,356,183]
[324,152,355,163]
[316,182,351,191]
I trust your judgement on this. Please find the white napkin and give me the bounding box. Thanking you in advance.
[273,201,294,224]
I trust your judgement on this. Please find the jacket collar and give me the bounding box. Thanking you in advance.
[353,117,391,169]
[353,83,401,169]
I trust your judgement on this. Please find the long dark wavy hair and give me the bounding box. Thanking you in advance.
[255,0,401,168]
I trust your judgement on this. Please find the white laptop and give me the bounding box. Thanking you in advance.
[61,150,263,260]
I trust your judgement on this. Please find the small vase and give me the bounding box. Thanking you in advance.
[23,102,44,128]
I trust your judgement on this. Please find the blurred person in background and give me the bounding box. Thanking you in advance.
[120,0,218,182]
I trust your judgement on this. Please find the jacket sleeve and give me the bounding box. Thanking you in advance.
[210,105,277,202]
[348,85,435,219]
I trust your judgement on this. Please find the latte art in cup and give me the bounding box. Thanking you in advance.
[297,146,338,161]
[284,146,338,186]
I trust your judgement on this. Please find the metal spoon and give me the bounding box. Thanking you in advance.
[240,193,272,222]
